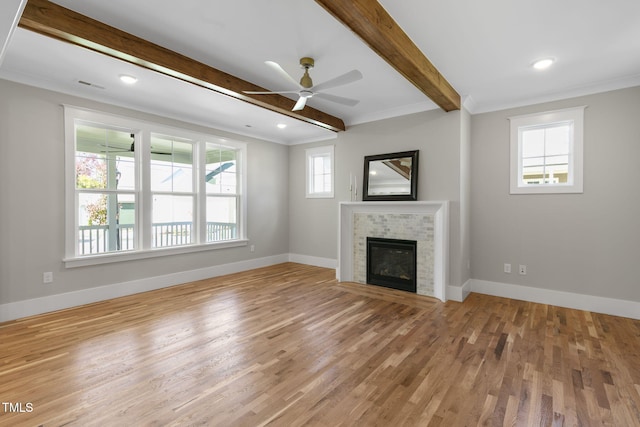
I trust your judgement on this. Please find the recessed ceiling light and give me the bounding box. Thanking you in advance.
[532,58,555,70]
[277,123,287,129]
[119,74,138,84]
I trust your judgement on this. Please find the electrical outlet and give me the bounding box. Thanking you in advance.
[519,264,527,275]
[504,263,511,273]
[250,245,255,253]
[43,272,53,283]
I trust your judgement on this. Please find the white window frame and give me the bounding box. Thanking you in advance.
[509,106,585,194]
[305,145,335,198]
[64,105,247,267]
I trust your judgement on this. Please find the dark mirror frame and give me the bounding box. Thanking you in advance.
[363,150,419,201]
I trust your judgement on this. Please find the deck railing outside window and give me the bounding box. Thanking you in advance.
[78,222,237,255]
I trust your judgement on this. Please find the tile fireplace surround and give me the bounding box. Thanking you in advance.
[338,201,449,301]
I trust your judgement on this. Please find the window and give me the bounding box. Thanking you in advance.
[149,133,195,248]
[204,142,239,242]
[65,106,246,266]
[74,124,137,255]
[306,145,334,198]
[509,106,585,194]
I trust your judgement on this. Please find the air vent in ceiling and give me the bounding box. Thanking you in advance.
[78,80,105,90]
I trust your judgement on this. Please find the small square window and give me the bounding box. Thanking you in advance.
[306,145,334,198]
[509,106,585,194]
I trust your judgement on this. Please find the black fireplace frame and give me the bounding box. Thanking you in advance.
[366,237,417,293]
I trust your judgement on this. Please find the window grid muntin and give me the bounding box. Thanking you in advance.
[519,121,573,186]
[312,153,332,193]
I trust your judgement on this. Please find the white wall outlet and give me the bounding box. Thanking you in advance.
[504,263,511,273]
[43,272,53,283]
[250,245,255,253]
[519,264,527,275]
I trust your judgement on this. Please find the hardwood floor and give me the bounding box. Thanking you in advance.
[1,263,639,426]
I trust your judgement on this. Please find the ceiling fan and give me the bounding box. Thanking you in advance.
[243,57,362,111]
[101,134,171,155]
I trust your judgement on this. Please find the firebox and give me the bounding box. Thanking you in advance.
[366,237,417,293]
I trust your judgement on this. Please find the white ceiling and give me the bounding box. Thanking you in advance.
[1,0,639,145]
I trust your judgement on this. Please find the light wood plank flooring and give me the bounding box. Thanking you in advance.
[1,263,639,426]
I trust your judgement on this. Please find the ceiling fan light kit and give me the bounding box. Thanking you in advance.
[243,57,362,111]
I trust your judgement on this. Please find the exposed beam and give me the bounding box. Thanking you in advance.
[314,0,461,112]
[18,0,346,132]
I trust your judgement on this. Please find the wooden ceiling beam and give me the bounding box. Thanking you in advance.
[315,0,461,112]
[18,0,346,132]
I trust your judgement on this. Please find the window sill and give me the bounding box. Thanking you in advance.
[510,184,583,194]
[64,239,249,268]
[306,193,335,199]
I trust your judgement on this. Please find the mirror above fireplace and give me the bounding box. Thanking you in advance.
[363,150,419,201]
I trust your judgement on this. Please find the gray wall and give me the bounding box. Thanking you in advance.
[470,86,640,302]
[289,108,471,288]
[6,77,635,311]
[0,79,289,305]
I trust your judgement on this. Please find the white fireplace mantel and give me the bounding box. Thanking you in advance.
[337,201,449,301]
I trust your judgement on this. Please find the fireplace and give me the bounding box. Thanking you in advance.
[339,202,448,301]
[367,237,417,293]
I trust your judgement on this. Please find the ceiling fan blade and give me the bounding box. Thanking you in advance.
[101,140,168,155]
[99,143,129,151]
[314,92,360,107]
[243,90,300,95]
[312,69,362,92]
[265,61,302,89]
[292,96,307,111]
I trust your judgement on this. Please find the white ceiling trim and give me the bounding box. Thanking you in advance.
[472,73,640,115]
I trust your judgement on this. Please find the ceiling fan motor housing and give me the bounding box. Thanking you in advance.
[299,57,314,88]
[299,57,315,69]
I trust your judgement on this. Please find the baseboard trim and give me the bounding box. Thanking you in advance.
[288,253,337,269]
[8,260,635,323]
[447,279,472,302]
[0,254,290,322]
[470,279,640,320]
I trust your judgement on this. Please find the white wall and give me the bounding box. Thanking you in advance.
[289,108,471,289]
[0,80,290,313]
[0,0,25,66]
[459,108,471,286]
[470,86,640,303]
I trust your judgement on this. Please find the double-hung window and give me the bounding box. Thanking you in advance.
[509,106,585,194]
[74,123,137,254]
[149,133,195,248]
[65,106,246,266]
[305,145,334,198]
